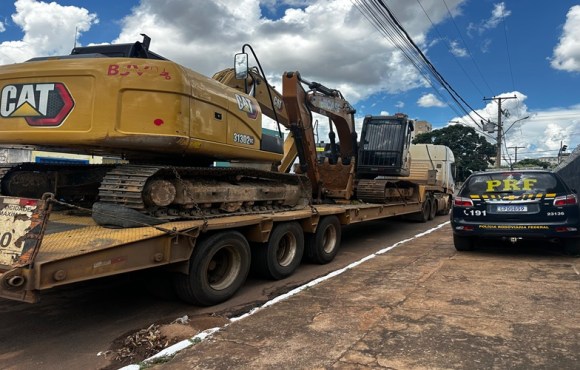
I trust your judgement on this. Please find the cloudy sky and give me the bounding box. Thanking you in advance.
[0,0,578,165]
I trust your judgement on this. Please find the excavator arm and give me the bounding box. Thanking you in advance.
[214,57,358,201]
[213,66,298,173]
[283,72,358,200]
[212,67,289,128]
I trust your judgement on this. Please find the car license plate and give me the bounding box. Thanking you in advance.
[497,205,527,212]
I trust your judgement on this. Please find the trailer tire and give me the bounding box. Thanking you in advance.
[304,216,342,264]
[253,222,304,280]
[174,231,250,306]
[453,234,474,251]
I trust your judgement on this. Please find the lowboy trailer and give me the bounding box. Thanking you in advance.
[0,190,434,305]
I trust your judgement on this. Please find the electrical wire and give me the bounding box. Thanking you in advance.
[352,0,487,128]
[441,0,495,96]
[352,0,464,120]
[501,10,516,92]
[416,0,486,98]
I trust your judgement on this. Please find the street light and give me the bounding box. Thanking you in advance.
[504,115,530,135]
[558,141,568,164]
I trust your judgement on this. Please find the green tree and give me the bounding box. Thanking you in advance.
[514,158,551,169]
[413,125,496,182]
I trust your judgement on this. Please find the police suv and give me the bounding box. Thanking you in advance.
[451,170,579,254]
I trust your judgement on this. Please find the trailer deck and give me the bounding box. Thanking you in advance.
[0,198,423,304]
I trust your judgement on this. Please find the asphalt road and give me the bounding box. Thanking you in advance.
[158,223,579,370]
[0,216,447,370]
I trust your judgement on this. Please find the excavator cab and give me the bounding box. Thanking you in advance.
[356,113,414,178]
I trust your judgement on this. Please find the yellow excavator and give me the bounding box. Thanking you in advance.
[0,36,357,223]
[0,36,414,225]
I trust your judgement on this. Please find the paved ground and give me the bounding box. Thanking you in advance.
[148,223,579,370]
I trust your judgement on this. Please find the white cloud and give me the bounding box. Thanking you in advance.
[417,93,446,108]
[551,5,580,72]
[480,39,492,53]
[484,2,511,29]
[109,0,468,104]
[0,0,98,64]
[449,40,467,57]
[467,2,511,37]
[0,0,466,106]
[0,21,5,33]
[450,92,580,164]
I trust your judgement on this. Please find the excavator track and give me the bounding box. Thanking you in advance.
[0,163,311,224]
[0,162,115,205]
[356,179,416,203]
[356,179,389,203]
[97,164,312,220]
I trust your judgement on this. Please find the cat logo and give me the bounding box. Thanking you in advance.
[0,83,74,127]
[235,94,258,120]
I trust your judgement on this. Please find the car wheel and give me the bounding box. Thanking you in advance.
[563,238,580,256]
[453,234,474,251]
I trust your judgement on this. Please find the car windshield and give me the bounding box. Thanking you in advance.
[460,172,566,196]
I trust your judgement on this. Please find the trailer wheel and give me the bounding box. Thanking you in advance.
[253,222,304,280]
[174,231,250,306]
[305,216,342,264]
[428,197,437,220]
[453,234,474,251]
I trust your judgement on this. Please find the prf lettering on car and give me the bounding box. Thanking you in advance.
[485,178,537,192]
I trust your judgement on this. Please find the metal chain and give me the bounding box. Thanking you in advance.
[298,175,318,215]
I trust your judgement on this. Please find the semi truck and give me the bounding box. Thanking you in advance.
[0,37,454,305]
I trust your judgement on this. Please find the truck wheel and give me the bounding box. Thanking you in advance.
[417,199,431,222]
[453,234,474,251]
[305,216,342,264]
[428,198,437,220]
[437,197,452,216]
[563,238,580,256]
[253,222,304,280]
[174,231,250,306]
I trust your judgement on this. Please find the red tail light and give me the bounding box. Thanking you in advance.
[553,194,578,206]
[454,197,474,207]
[19,198,38,207]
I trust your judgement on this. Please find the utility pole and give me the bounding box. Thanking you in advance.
[507,146,525,169]
[484,95,517,168]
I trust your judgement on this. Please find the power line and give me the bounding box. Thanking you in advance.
[441,0,495,96]
[501,8,516,92]
[416,0,486,98]
[352,0,468,121]
[352,0,487,128]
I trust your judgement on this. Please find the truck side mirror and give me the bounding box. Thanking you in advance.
[234,53,248,80]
